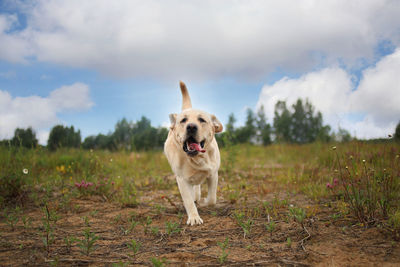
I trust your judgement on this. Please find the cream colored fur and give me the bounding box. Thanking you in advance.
[164,81,223,225]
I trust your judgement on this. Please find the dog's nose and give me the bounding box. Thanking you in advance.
[186,123,198,134]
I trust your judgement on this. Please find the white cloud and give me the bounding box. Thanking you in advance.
[0,83,93,144]
[350,49,400,125]
[1,0,400,80]
[0,13,32,64]
[49,83,93,111]
[257,48,400,139]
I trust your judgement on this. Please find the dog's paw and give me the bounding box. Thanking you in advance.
[198,198,216,207]
[187,214,203,226]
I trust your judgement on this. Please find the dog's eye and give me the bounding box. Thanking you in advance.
[180,118,187,123]
[198,117,206,123]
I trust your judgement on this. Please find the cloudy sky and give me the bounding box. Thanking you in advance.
[1,0,400,144]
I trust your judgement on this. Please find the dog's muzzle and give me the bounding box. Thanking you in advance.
[183,136,206,157]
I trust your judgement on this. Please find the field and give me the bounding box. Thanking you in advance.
[1,142,400,266]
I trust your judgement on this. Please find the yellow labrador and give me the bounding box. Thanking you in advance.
[164,81,223,225]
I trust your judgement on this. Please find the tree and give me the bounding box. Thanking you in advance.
[11,127,38,148]
[291,99,325,143]
[273,98,331,144]
[131,116,156,150]
[226,113,236,135]
[394,121,400,142]
[48,125,81,150]
[256,105,272,145]
[113,118,133,150]
[236,108,256,143]
[273,101,292,142]
[334,127,352,142]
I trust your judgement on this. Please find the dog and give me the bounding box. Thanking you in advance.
[164,81,223,225]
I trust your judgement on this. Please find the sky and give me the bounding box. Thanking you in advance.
[1,0,400,144]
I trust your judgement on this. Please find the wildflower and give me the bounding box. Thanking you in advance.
[326,183,333,189]
[332,146,337,150]
[345,166,348,169]
[333,178,339,185]
[22,168,28,174]
[110,158,113,162]
[362,159,366,163]
[56,165,66,173]
[111,181,115,185]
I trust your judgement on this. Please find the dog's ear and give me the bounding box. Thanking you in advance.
[211,114,223,133]
[169,113,177,129]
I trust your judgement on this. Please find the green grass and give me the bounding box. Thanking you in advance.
[1,141,399,231]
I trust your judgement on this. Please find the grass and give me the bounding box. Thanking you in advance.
[0,141,399,265]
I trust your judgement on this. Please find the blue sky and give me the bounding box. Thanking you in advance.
[1,0,400,144]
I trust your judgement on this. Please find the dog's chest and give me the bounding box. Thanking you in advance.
[186,170,209,185]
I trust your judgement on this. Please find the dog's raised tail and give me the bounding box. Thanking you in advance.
[180,81,192,110]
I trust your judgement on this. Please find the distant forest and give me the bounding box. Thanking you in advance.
[2,98,400,150]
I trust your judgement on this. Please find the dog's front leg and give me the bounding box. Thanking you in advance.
[203,171,218,206]
[193,184,201,202]
[176,176,203,225]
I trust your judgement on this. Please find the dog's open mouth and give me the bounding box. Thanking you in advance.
[183,136,206,156]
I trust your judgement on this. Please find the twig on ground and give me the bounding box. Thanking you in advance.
[300,224,311,252]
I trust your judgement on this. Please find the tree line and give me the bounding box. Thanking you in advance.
[2,98,399,150]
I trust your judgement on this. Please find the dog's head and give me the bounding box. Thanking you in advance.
[169,82,223,157]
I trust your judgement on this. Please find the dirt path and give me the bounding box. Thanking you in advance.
[1,188,400,267]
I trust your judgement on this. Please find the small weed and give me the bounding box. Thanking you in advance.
[165,221,181,236]
[82,215,90,227]
[150,257,167,267]
[127,239,141,256]
[128,218,139,233]
[114,213,122,224]
[63,236,75,253]
[288,206,306,226]
[142,216,152,234]
[330,213,341,221]
[41,205,55,254]
[217,237,229,264]
[233,211,253,238]
[151,226,160,236]
[119,183,138,208]
[265,220,276,236]
[77,228,99,256]
[90,210,99,216]
[112,262,128,267]
[286,237,292,248]
[154,204,166,214]
[4,206,21,231]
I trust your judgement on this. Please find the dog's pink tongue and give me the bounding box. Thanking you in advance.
[189,143,206,153]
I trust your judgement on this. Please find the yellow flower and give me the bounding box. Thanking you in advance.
[56,165,66,173]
